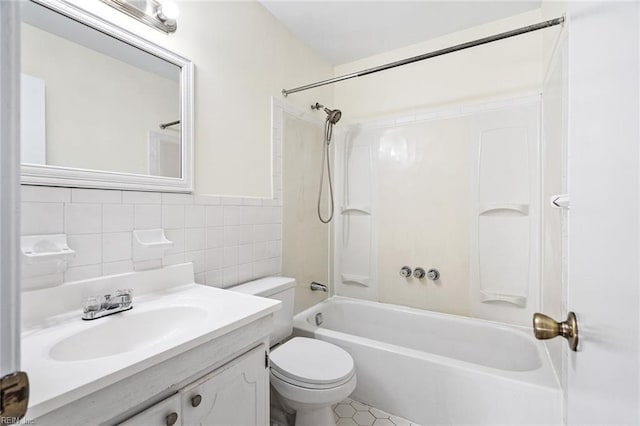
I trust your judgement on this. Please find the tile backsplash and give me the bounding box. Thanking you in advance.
[21,185,282,288]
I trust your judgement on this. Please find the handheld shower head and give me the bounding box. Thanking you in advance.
[324,107,342,124]
[310,101,342,223]
[311,102,342,124]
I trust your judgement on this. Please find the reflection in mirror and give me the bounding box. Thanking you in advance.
[20,1,182,178]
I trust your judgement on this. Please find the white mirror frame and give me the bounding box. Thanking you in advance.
[20,0,194,193]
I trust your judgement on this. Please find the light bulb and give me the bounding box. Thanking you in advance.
[157,1,179,22]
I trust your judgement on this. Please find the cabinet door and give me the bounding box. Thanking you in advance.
[118,393,182,426]
[181,345,268,426]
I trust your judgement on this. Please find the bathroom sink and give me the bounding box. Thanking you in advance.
[49,306,208,362]
[22,265,281,419]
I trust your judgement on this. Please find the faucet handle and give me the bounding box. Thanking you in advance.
[82,296,101,313]
[399,266,412,278]
[426,269,440,280]
[413,268,426,279]
[115,288,133,304]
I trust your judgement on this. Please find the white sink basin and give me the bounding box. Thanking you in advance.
[49,306,208,362]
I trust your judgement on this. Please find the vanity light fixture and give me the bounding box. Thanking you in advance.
[156,1,179,24]
[100,0,179,34]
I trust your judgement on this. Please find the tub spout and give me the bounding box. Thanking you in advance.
[310,282,328,292]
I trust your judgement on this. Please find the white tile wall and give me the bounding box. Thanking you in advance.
[66,204,101,234]
[21,202,64,235]
[102,232,132,263]
[102,204,134,232]
[21,186,283,288]
[134,204,161,229]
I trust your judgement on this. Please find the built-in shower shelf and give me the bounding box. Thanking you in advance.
[480,290,527,307]
[478,203,529,216]
[340,205,371,215]
[341,274,370,287]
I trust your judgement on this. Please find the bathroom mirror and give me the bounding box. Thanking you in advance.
[19,0,193,192]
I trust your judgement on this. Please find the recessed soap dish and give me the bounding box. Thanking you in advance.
[133,229,174,261]
[21,234,76,290]
[21,234,76,265]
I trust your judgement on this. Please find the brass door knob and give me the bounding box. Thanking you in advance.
[532,312,579,351]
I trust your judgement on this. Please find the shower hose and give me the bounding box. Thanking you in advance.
[317,118,335,224]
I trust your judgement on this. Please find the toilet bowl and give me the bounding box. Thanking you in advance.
[229,277,356,426]
[270,337,356,426]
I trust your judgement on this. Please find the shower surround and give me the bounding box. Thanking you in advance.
[333,96,541,326]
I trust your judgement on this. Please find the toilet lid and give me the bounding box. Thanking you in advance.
[270,337,354,386]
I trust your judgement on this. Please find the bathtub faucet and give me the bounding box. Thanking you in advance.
[310,282,328,292]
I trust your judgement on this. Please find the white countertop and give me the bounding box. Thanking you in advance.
[21,265,280,418]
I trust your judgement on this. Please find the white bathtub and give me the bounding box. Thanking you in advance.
[293,296,561,425]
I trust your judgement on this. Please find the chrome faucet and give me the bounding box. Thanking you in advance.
[310,282,328,292]
[82,289,133,320]
[426,269,440,280]
[399,266,412,278]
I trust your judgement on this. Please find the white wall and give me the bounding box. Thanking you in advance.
[60,0,334,197]
[373,114,472,316]
[281,113,329,313]
[333,10,543,121]
[21,23,179,175]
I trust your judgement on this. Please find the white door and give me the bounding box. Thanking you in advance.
[566,1,640,424]
[0,0,27,421]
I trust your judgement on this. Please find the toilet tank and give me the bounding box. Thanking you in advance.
[228,277,296,346]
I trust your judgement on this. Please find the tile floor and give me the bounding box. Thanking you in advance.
[333,398,420,426]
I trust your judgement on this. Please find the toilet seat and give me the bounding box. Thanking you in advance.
[270,368,357,407]
[271,368,354,390]
[270,337,355,390]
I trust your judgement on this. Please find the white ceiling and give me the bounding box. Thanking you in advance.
[259,1,541,65]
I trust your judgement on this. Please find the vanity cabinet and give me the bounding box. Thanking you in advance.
[119,345,269,426]
[180,345,269,425]
[119,394,181,426]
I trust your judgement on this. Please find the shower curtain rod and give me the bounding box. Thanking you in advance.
[282,16,565,97]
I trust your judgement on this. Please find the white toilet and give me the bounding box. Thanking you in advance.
[229,277,356,426]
